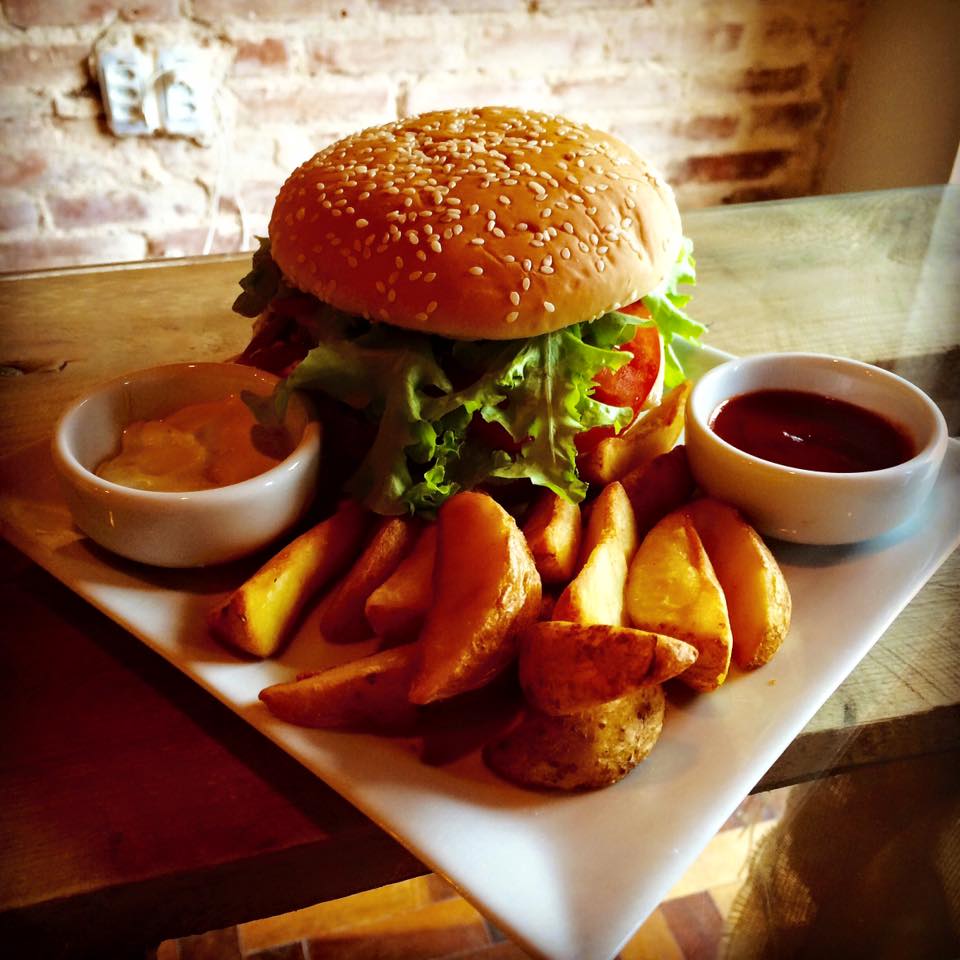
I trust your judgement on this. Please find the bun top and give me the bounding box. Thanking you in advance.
[269,106,682,340]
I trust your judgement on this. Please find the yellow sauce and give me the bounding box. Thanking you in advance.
[96,394,292,492]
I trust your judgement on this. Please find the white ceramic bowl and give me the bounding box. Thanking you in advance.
[685,353,948,545]
[52,362,321,567]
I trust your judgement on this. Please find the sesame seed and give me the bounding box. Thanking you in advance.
[426,300,438,313]
[469,266,484,275]
[355,217,368,228]
[409,271,422,281]
[430,239,442,253]
[388,289,397,302]
[544,300,556,312]
[510,291,520,306]
[522,276,531,290]
[470,238,485,245]
[424,271,437,282]
[415,312,428,322]
[506,311,519,323]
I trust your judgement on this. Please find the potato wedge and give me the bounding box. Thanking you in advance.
[620,444,696,539]
[364,525,437,644]
[409,492,541,705]
[626,509,733,691]
[259,644,419,731]
[519,620,697,715]
[521,489,581,584]
[578,380,691,485]
[208,499,371,658]
[552,481,637,626]
[317,516,419,644]
[483,686,665,791]
[686,498,792,668]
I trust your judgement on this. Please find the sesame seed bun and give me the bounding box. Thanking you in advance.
[269,106,682,341]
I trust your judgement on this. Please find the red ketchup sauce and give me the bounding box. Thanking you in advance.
[709,389,915,473]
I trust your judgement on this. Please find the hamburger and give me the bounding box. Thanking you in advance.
[234,106,703,515]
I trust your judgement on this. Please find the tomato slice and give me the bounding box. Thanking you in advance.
[468,304,662,458]
[575,319,662,454]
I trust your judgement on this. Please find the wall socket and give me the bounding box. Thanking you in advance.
[97,46,211,138]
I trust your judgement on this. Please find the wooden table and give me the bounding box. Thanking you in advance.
[1,186,958,958]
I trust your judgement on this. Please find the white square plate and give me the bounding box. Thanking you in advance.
[2,344,958,959]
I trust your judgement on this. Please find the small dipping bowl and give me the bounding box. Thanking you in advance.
[685,352,948,545]
[52,362,321,567]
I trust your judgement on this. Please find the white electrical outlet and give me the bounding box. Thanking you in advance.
[96,45,211,138]
[97,48,158,136]
[157,48,210,137]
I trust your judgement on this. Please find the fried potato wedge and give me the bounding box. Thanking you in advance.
[521,489,581,585]
[519,620,697,715]
[626,509,733,691]
[318,516,419,644]
[578,380,691,485]
[364,525,437,644]
[409,492,541,705]
[259,644,419,731]
[208,499,371,658]
[686,497,792,668]
[620,444,696,539]
[483,686,665,791]
[552,481,637,626]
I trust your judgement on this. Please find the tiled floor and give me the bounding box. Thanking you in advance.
[155,789,789,960]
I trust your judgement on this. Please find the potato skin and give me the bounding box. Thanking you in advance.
[684,498,792,668]
[483,686,665,791]
[519,620,696,715]
[409,492,542,705]
[259,644,420,731]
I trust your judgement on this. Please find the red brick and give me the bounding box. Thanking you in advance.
[308,29,464,75]
[48,191,150,229]
[231,38,291,76]
[405,74,555,117]
[0,45,89,87]
[615,19,744,58]
[736,64,809,95]
[752,100,822,132]
[372,0,522,10]
[552,69,674,111]
[672,150,792,184]
[762,15,804,47]
[0,198,39,232]
[193,0,355,21]
[0,233,147,273]
[230,77,394,128]
[467,24,605,73]
[3,0,178,27]
[0,151,47,188]
[675,114,739,140]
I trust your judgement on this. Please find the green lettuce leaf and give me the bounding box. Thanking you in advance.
[241,237,703,515]
[641,237,705,387]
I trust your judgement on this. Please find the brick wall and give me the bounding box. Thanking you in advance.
[0,0,867,273]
